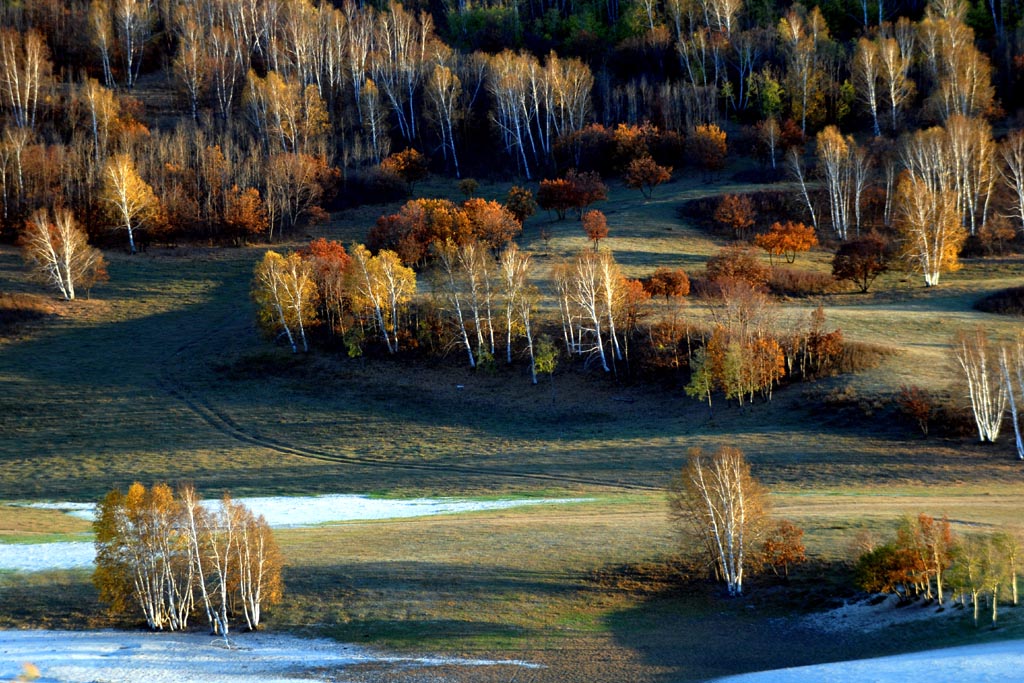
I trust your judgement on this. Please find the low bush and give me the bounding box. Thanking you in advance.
[974,285,1024,316]
[768,268,838,297]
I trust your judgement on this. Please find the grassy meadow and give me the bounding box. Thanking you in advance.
[2,171,1024,681]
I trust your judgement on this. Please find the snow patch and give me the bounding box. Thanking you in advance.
[0,630,542,683]
[802,594,964,633]
[17,494,590,527]
[714,639,1024,683]
[0,541,94,572]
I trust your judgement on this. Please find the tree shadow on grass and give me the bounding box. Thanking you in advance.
[604,578,1024,682]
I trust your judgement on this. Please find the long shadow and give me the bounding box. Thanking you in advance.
[277,560,581,649]
[1,246,1013,500]
[605,588,1024,682]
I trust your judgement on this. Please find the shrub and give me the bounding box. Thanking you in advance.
[624,156,672,198]
[537,178,579,220]
[705,246,769,289]
[768,268,837,297]
[505,185,537,224]
[582,209,609,248]
[974,285,1024,316]
[754,220,818,264]
[380,148,429,192]
[643,267,690,299]
[688,123,727,181]
[760,520,807,578]
[714,194,756,240]
[832,233,890,293]
[896,384,933,435]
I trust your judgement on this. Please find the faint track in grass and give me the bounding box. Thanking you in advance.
[158,378,660,492]
[155,293,660,493]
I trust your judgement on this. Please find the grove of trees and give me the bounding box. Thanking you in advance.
[94,483,283,635]
[855,513,1021,627]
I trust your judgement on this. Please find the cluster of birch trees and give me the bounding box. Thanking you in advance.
[783,111,1024,287]
[253,240,416,357]
[94,483,282,635]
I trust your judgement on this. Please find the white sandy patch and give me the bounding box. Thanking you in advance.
[714,639,1024,683]
[3,495,591,572]
[0,630,540,683]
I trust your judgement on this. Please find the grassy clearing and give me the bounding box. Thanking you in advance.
[3,171,1024,680]
[0,506,92,543]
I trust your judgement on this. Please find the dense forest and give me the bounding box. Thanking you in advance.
[6,0,1024,402]
[0,0,1023,248]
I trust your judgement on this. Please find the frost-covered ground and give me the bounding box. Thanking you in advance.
[715,640,1024,683]
[0,630,541,683]
[1,495,589,572]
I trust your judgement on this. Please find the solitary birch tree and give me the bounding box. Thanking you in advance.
[21,208,107,301]
[953,326,1007,442]
[669,446,768,596]
[895,174,965,286]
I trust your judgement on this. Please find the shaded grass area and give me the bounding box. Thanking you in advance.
[0,570,114,630]
[975,283,1024,316]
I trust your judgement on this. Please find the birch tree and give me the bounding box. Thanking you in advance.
[499,244,536,378]
[101,153,158,255]
[668,446,768,596]
[895,173,965,286]
[90,0,115,87]
[348,244,414,354]
[816,126,854,240]
[853,37,881,137]
[1000,130,1024,235]
[113,0,152,89]
[96,484,283,636]
[877,36,913,133]
[953,326,1007,442]
[434,239,476,368]
[94,483,192,631]
[229,499,282,631]
[426,61,462,178]
[570,249,610,372]
[0,28,51,130]
[21,208,107,301]
[1000,335,1024,459]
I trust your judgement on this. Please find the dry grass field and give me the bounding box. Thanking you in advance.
[2,172,1024,681]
